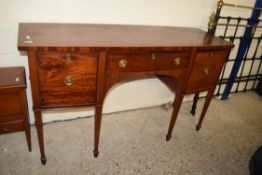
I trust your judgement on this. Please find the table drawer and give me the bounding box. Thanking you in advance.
[0,120,24,134]
[186,50,227,93]
[37,52,97,107]
[107,52,190,73]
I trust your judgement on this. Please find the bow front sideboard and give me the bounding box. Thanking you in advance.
[17,23,234,164]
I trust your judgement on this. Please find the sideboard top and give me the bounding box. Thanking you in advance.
[18,23,233,50]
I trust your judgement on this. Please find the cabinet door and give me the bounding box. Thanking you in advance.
[37,52,97,108]
[186,50,227,93]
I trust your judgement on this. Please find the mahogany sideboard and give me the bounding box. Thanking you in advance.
[17,23,234,164]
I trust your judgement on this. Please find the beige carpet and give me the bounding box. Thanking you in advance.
[0,92,261,175]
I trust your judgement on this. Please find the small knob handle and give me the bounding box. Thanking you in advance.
[65,54,72,61]
[118,59,128,68]
[151,53,156,60]
[174,57,181,65]
[204,68,209,75]
[64,76,74,86]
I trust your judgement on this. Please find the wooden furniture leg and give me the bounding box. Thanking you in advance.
[166,93,184,141]
[93,51,106,158]
[24,122,32,152]
[196,88,215,131]
[34,111,46,164]
[93,105,103,157]
[191,92,200,116]
[22,91,32,152]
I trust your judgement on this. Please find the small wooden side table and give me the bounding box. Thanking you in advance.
[0,67,31,151]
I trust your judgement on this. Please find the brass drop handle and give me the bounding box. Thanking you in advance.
[174,57,181,65]
[204,68,209,75]
[64,76,74,86]
[65,54,72,61]
[118,59,128,68]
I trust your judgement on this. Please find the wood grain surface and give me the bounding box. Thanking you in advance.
[18,23,233,50]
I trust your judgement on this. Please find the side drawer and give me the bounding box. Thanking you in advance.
[107,52,190,73]
[36,52,98,107]
[0,120,24,134]
[186,50,227,93]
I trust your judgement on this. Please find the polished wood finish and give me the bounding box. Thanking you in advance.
[107,52,190,73]
[186,51,227,93]
[34,111,46,164]
[36,52,97,107]
[94,51,107,158]
[18,23,234,164]
[0,67,26,87]
[0,67,31,151]
[196,88,216,131]
[18,23,231,50]
[166,92,184,141]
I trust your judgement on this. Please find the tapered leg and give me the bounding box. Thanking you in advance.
[22,91,32,152]
[93,105,103,157]
[196,88,215,131]
[34,111,46,165]
[24,119,32,152]
[191,92,199,116]
[166,93,184,141]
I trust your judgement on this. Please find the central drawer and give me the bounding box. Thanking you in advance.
[36,52,97,107]
[106,52,190,73]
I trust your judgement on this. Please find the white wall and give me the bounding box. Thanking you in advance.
[0,0,256,123]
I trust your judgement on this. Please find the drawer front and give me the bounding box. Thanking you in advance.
[0,120,24,134]
[0,90,23,122]
[107,52,190,73]
[186,50,227,93]
[37,52,97,107]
